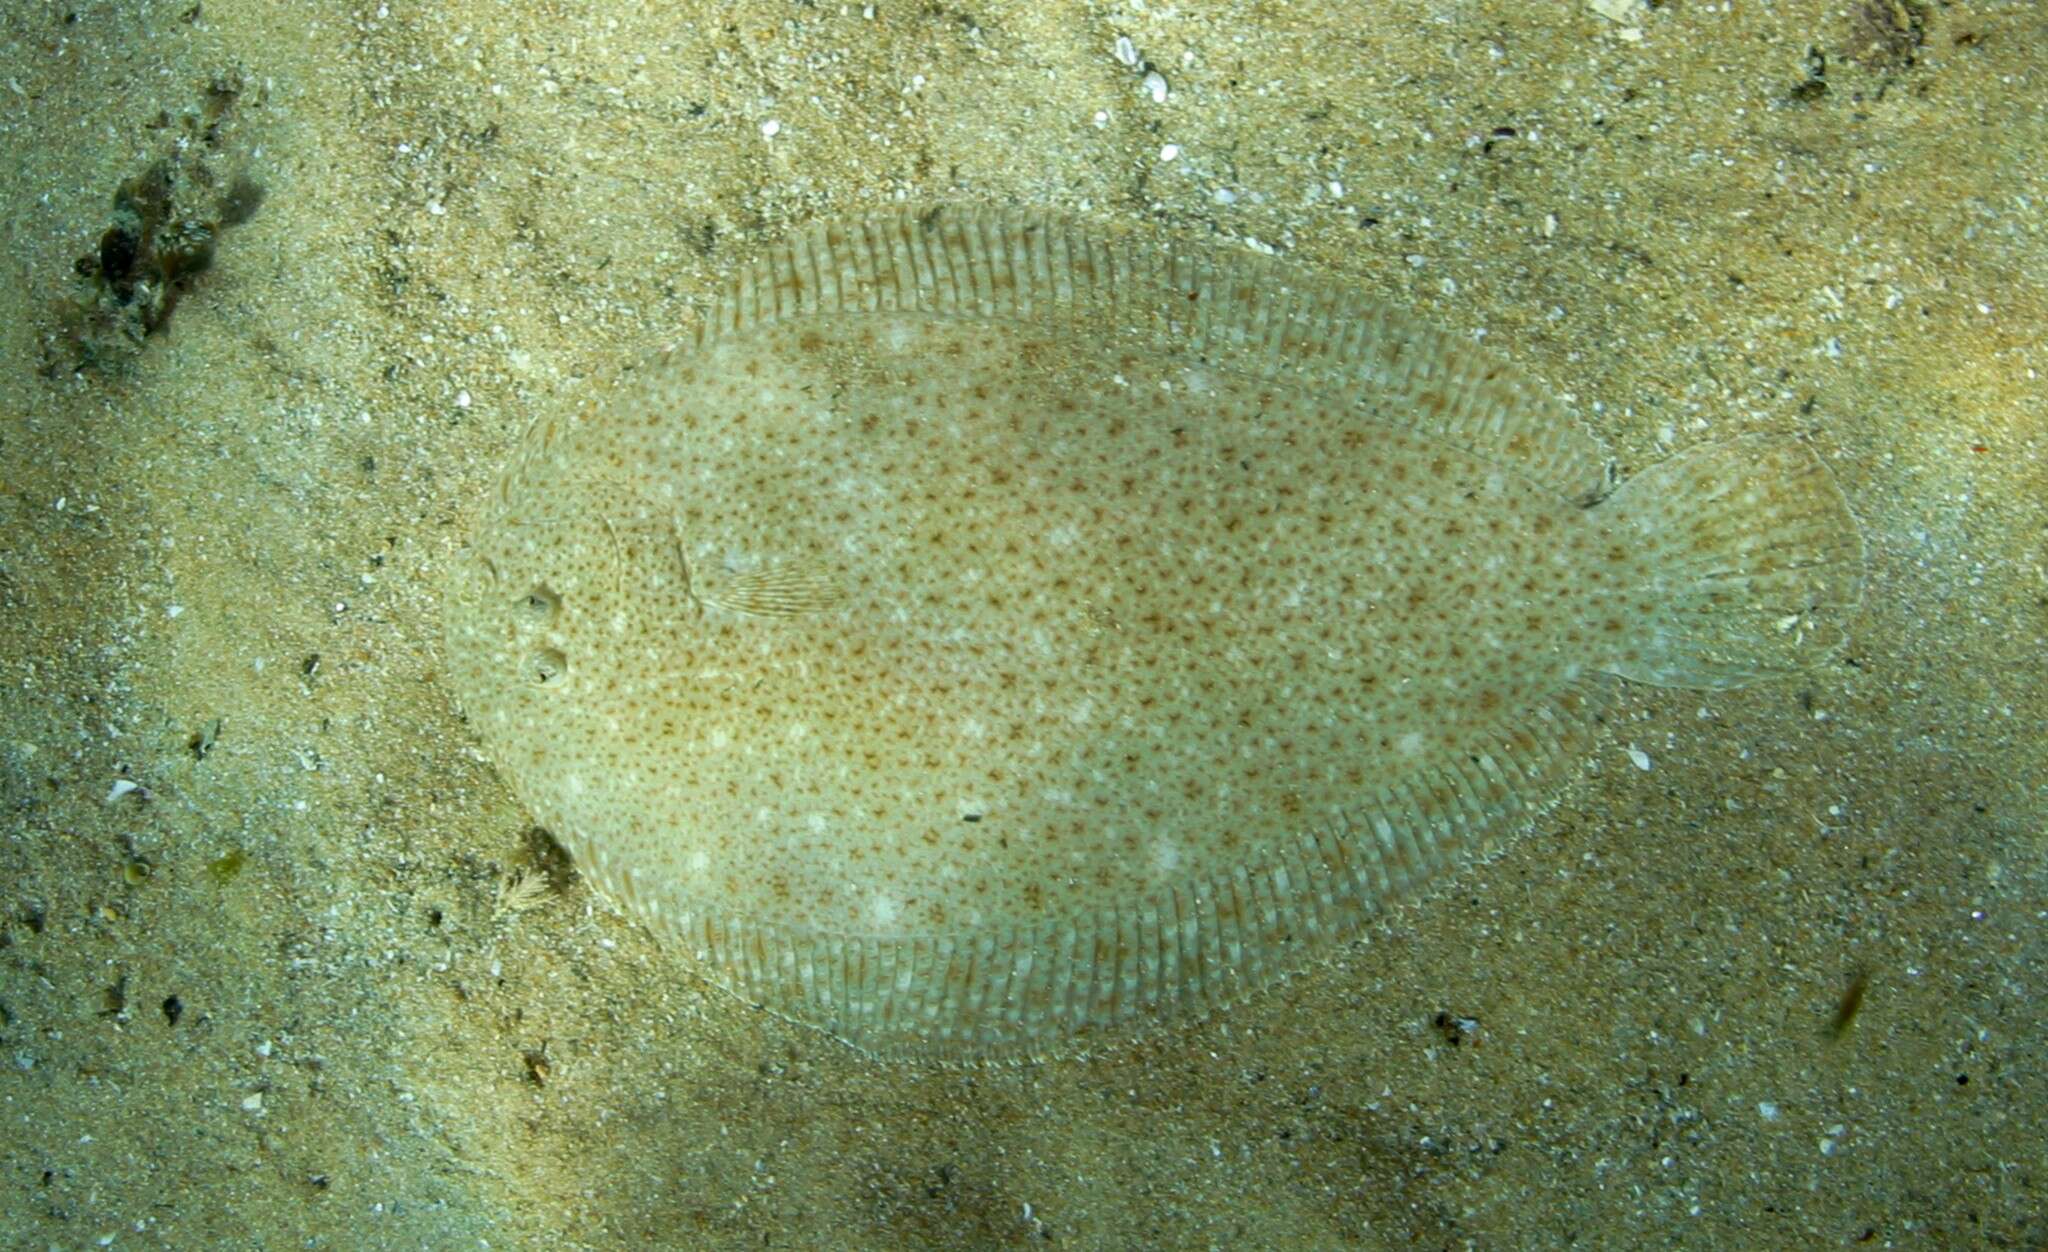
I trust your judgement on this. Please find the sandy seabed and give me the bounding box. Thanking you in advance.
[2,2,2041,1248]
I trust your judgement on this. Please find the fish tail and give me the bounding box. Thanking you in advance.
[1600,436,1864,688]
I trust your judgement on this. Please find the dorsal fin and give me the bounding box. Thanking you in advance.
[691,205,1611,500]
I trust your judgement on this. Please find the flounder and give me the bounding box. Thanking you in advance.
[442,206,1862,1058]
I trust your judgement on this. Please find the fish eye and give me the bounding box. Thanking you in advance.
[520,585,560,620]
[527,645,568,687]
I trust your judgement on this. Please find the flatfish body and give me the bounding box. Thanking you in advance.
[441,207,1862,1058]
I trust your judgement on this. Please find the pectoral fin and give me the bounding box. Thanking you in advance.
[701,558,847,617]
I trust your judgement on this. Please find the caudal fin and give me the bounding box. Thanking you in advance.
[1600,436,1864,689]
